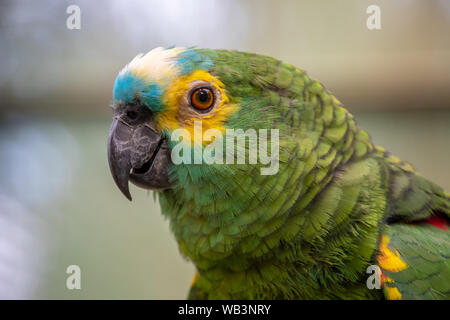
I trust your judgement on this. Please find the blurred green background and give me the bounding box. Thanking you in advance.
[0,0,449,299]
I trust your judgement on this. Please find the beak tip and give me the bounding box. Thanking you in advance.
[114,175,133,202]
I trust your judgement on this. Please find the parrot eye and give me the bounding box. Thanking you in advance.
[190,87,214,111]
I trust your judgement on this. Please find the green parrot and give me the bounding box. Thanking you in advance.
[107,47,450,299]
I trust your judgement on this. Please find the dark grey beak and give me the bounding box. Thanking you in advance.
[107,116,171,201]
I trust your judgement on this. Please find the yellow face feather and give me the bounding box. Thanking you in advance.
[157,69,238,143]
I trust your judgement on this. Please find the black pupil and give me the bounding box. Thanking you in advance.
[198,89,210,103]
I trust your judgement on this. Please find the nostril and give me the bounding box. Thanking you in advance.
[126,110,138,120]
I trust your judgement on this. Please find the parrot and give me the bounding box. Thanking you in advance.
[107,47,450,300]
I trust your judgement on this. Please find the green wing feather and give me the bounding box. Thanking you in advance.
[381,223,450,299]
[379,164,450,300]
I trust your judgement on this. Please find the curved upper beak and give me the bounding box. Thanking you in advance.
[107,117,171,201]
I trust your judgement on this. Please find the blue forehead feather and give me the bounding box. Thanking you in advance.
[112,48,214,112]
[176,49,213,76]
[113,71,163,111]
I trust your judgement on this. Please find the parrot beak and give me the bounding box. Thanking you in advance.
[107,116,172,201]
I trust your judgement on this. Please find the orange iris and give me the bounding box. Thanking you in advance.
[191,87,214,110]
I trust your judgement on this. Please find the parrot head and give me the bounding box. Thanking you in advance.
[108,47,288,200]
[107,47,352,213]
